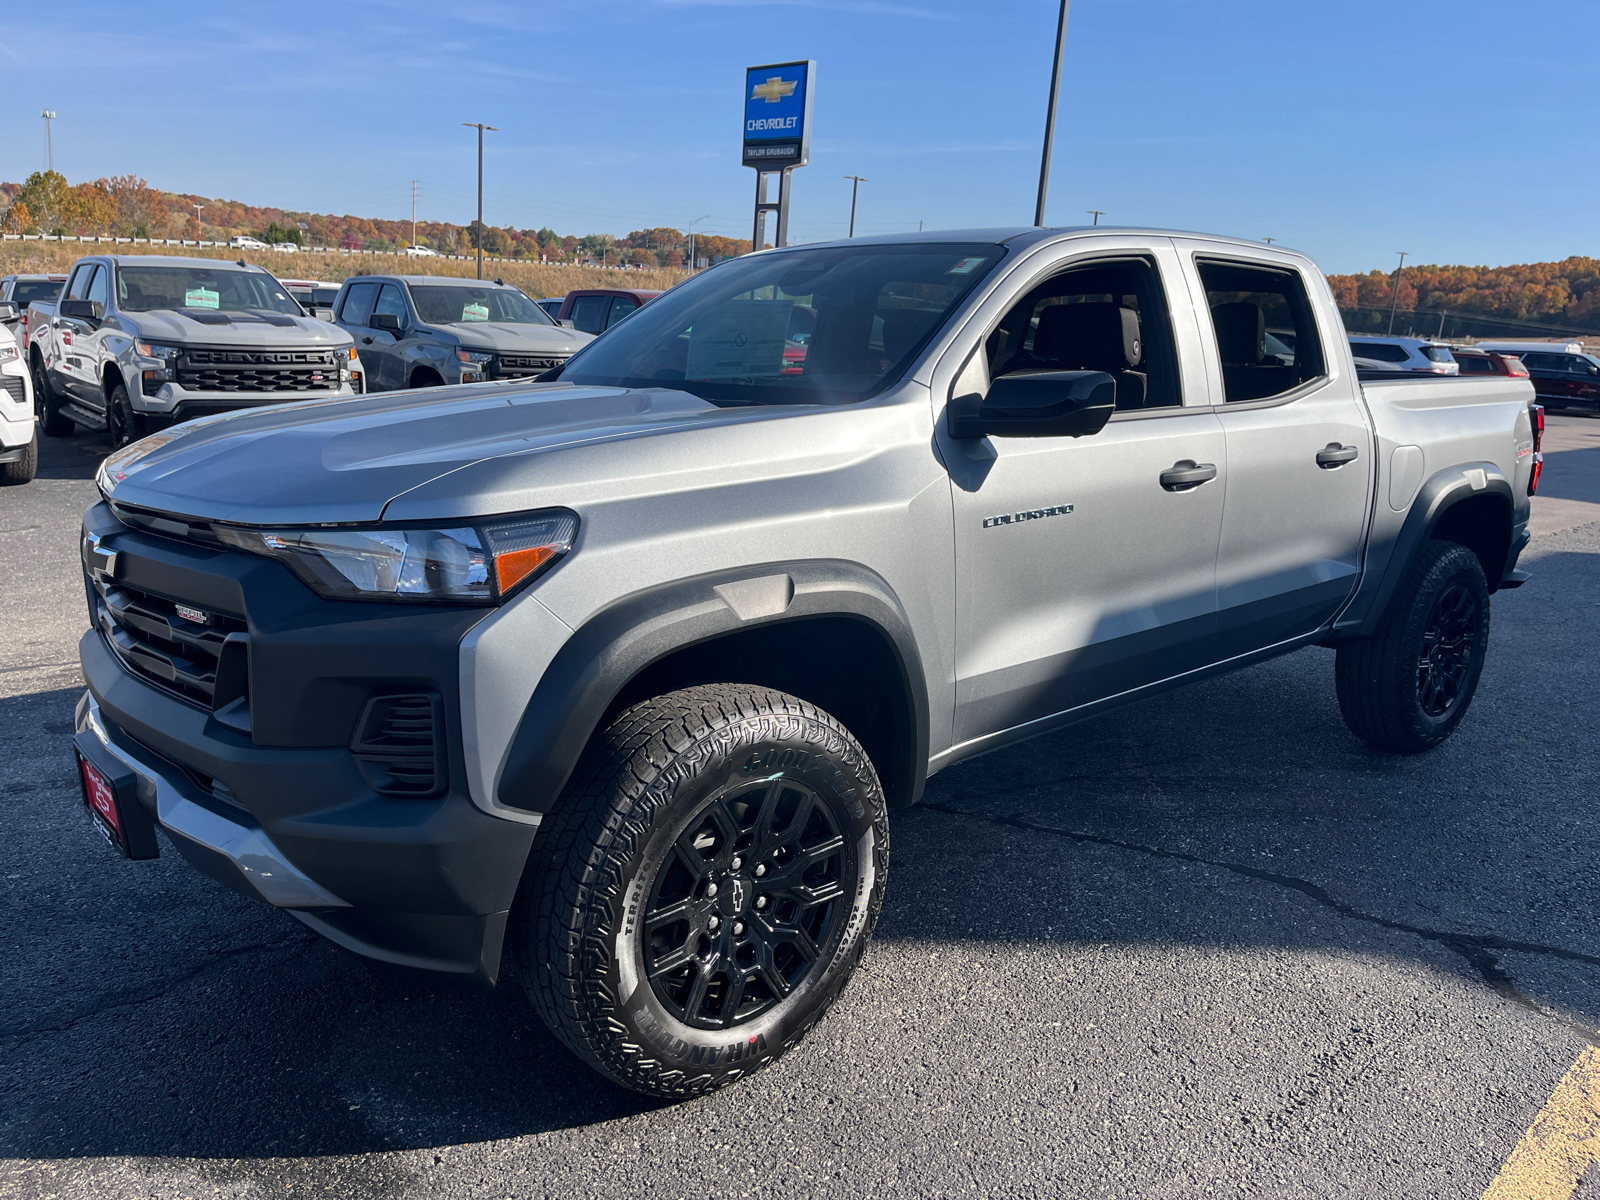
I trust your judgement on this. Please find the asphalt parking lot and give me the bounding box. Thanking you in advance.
[2,418,1597,1200]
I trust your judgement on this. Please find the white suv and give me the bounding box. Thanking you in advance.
[1348,336,1459,374]
[0,315,37,485]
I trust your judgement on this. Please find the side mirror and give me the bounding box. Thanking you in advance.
[947,370,1117,440]
[60,298,104,323]
[369,312,404,335]
[0,302,16,322]
[559,318,577,330]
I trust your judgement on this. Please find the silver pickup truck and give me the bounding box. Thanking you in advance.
[71,227,1539,1100]
[29,255,360,446]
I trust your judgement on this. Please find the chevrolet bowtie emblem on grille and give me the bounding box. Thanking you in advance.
[81,531,118,581]
[982,504,1074,530]
[750,76,797,103]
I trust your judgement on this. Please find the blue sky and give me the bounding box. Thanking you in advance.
[2,0,1593,273]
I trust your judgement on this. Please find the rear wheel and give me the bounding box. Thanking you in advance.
[33,356,74,438]
[0,423,38,485]
[106,383,146,449]
[511,684,889,1098]
[1335,540,1490,753]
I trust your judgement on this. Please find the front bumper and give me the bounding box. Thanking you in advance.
[75,501,539,982]
[133,382,356,427]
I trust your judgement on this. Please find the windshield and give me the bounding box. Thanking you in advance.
[116,266,302,315]
[556,242,1005,405]
[11,280,64,309]
[410,285,554,326]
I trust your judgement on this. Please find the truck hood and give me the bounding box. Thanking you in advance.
[429,322,590,354]
[100,382,751,525]
[122,310,354,349]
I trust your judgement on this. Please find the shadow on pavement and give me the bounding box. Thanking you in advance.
[2,547,1598,1161]
[31,426,109,482]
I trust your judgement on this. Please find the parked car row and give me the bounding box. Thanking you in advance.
[1349,333,1600,411]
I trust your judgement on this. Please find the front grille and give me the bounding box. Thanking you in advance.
[176,348,341,393]
[0,376,23,405]
[493,353,567,379]
[350,693,445,797]
[89,577,246,709]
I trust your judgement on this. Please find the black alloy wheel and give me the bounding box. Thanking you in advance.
[643,776,848,1030]
[1416,583,1478,718]
[34,356,74,437]
[106,383,145,449]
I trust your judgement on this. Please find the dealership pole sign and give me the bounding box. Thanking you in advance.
[745,60,813,250]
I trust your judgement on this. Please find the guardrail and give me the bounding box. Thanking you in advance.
[0,232,667,272]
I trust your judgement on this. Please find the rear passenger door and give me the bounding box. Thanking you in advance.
[940,240,1229,750]
[1175,245,1374,655]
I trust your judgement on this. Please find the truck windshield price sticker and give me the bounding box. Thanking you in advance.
[461,302,490,322]
[184,287,220,309]
[743,62,811,168]
[686,299,793,380]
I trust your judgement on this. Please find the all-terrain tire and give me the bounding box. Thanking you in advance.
[106,383,146,449]
[1335,540,1490,753]
[0,424,38,485]
[33,356,74,438]
[511,684,889,1099]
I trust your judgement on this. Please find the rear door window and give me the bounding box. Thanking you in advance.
[1520,353,1559,371]
[606,296,640,329]
[1198,260,1327,402]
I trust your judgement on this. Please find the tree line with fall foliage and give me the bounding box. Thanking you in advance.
[1325,259,1600,335]
[0,172,752,269]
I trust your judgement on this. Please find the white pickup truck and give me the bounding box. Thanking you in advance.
[29,255,360,446]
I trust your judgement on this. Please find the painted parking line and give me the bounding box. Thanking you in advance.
[1481,1042,1600,1200]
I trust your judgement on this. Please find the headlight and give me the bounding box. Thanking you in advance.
[455,348,495,364]
[0,342,17,363]
[134,342,180,361]
[213,511,577,604]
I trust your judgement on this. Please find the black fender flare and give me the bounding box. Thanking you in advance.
[495,560,931,817]
[1333,461,1520,640]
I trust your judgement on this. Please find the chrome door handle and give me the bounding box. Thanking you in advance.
[1160,460,1218,491]
[1316,443,1359,468]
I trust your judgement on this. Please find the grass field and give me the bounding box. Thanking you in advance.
[0,240,692,299]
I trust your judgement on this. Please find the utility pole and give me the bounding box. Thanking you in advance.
[1262,236,1276,244]
[411,180,417,250]
[1087,209,1105,226]
[686,214,711,271]
[844,175,868,238]
[192,202,203,239]
[41,110,56,172]
[1034,0,1070,226]
[1386,251,1409,335]
[462,122,498,279]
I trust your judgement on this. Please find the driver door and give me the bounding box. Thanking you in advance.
[939,239,1228,751]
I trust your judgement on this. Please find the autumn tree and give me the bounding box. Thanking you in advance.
[15,171,69,234]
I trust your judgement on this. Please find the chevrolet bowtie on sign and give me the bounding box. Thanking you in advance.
[743,61,813,168]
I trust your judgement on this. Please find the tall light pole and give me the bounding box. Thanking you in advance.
[844,175,868,238]
[41,110,56,172]
[192,202,203,239]
[686,215,711,271]
[1386,251,1409,335]
[411,180,417,250]
[462,122,498,279]
[1087,209,1104,226]
[1034,0,1070,226]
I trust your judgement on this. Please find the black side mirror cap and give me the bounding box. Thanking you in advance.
[370,312,404,334]
[947,370,1117,440]
[59,299,104,322]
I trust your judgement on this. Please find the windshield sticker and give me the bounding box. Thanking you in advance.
[686,300,793,380]
[946,257,986,275]
[184,287,220,309]
[461,302,490,322]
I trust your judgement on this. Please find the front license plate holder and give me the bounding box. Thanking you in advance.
[73,733,160,860]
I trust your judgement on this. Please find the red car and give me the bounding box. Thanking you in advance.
[556,288,662,335]
[1452,349,1530,379]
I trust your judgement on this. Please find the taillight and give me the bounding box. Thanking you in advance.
[1529,403,1545,496]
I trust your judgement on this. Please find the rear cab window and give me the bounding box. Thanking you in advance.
[1198,259,1326,402]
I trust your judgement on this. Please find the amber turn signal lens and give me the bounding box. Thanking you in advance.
[494,544,558,594]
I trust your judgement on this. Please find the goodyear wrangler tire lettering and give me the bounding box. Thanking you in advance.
[510,683,889,1099]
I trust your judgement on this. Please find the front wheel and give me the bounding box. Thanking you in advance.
[0,424,38,486]
[1335,540,1490,753]
[511,684,889,1099]
[106,383,146,449]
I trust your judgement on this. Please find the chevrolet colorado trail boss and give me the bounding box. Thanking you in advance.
[72,228,1539,1098]
[30,256,360,446]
